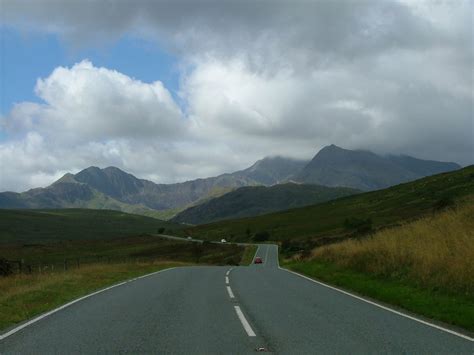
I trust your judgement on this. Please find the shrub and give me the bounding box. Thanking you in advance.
[253,231,270,242]
[344,217,373,235]
[0,259,12,277]
[157,227,165,234]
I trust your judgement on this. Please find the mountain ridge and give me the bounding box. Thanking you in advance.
[0,145,461,218]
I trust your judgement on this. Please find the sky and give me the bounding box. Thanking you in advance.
[0,0,472,192]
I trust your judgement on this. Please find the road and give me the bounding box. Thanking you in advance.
[1,244,472,354]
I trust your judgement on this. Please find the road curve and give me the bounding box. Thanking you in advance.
[1,244,472,354]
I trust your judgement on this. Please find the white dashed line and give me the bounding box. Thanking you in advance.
[226,286,235,299]
[225,276,229,284]
[234,306,256,337]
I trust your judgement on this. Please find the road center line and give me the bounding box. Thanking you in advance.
[234,306,256,337]
[264,245,269,265]
[225,276,229,284]
[226,286,235,298]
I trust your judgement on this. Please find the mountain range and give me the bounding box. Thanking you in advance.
[0,145,460,220]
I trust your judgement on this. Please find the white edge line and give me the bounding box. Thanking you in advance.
[226,285,235,299]
[0,267,178,341]
[278,264,474,342]
[225,276,229,284]
[234,306,256,337]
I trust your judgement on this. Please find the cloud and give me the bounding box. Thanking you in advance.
[0,0,472,191]
[5,60,184,143]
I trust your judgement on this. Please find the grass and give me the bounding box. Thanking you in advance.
[284,200,474,332]
[240,245,258,265]
[285,261,474,332]
[312,201,474,296]
[0,208,185,244]
[187,165,474,242]
[0,261,184,331]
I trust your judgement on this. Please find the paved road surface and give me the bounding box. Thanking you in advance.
[1,244,472,354]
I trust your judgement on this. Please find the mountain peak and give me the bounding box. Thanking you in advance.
[296,145,460,191]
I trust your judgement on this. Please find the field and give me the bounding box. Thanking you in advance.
[187,165,474,242]
[0,208,185,244]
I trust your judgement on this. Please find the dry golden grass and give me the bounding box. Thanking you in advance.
[313,201,474,295]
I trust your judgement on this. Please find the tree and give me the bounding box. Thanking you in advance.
[253,231,270,242]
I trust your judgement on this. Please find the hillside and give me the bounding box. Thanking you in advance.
[187,165,474,242]
[294,144,460,191]
[0,209,184,244]
[172,183,359,225]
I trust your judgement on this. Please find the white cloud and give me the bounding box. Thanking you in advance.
[6,60,184,143]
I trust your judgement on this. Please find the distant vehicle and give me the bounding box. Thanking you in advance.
[187,236,192,240]
[221,238,227,243]
[254,257,263,264]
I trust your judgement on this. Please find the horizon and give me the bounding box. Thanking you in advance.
[1,1,472,192]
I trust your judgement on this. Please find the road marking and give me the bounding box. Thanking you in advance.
[234,306,256,337]
[225,276,229,284]
[264,245,269,265]
[226,267,234,276]
[279,266,474,342]
[226,286,235,298]
[0,267,178,341]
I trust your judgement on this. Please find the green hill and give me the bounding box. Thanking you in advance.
[0,209,184,244]
[172,183,359,225]
[187,165,474,242]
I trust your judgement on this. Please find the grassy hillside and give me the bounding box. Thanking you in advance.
[286,200,474,331]
[187,165,474,242]
[172,183,359,225]
[0,209,185,244]
[312,200,474,295]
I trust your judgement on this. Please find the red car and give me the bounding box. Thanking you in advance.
[254,257,263,264]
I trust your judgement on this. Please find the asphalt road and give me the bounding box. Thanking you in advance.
[1,244,473,354]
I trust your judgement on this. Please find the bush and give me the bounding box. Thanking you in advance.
[0,259,12,277]
[253,231,270,242]
[157,227,165,234]
[344,217,373,235]
[433,197,455,211]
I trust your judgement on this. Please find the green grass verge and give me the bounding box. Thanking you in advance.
[240,245,258,265]
[285,260,474,332]
[0,262,184,332]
